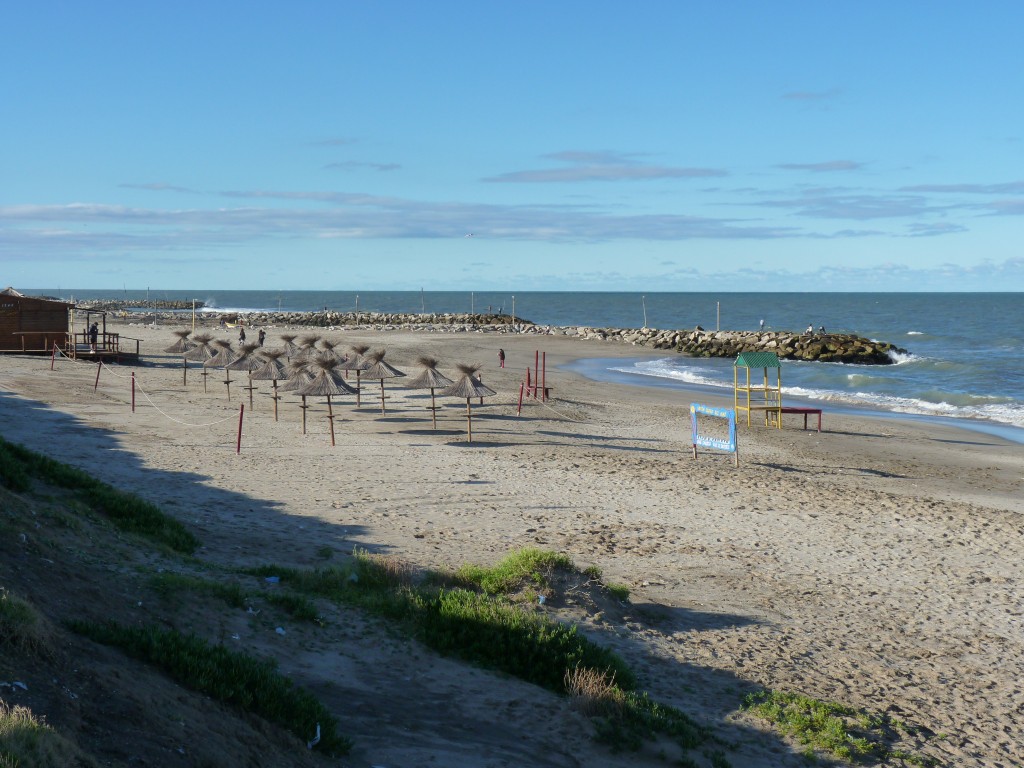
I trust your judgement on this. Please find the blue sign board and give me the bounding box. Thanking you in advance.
[690,403,738,466]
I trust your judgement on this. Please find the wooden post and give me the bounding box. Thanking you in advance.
[236,404,244,454]
[379,380,387,414]
[327,396,336,446]
[429,387,437,429]
[94,360,101,392]
[465,398,472,443]
[272,380,279,422]
[131,372,136,412]
[517,381,524,416]
[301,395,307,434]
[182,357,187,386]
[50,342,57,370]
[355,371,362,406]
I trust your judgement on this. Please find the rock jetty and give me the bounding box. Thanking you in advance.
[77,299,203,310]
[119,307,905,365]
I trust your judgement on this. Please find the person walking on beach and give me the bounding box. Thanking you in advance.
[759,319,765,331]
[238,326,246,344]
[89,322,99,351]
[258,329,266,347]
[498,348,505,368]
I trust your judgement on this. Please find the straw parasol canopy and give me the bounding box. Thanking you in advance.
[279,333,299,358]
[165,329,197,385]
[204,340,238,400]
[183,333,216,390]
[296,357,358,446]
[294,334,322,362]
[226,342,265,407]
[441,363,497,443]
[338,344,372,405]
[164,329,196,354]
[405,356,454,429]
[318,338,343,363]
[249,349,289,421]
[361,349,406,414]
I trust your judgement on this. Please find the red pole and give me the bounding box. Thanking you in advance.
[236,403,244,454]
[50,342,57,370]
[94,360,101,392]
[517,381,524,416]
[131,372,136,412]
[542,351,547,401]
[534,350,539,398]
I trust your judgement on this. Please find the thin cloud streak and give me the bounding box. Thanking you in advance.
[483,149,726,183]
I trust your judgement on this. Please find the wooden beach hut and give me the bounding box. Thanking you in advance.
[0,287,73,353]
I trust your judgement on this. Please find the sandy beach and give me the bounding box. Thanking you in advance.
[2,320,1022,767]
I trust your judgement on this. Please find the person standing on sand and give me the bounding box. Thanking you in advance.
[258,329,266,346]
[238,326,246,344]
[498,348,505,368]
[759,319,765,331]
[89,322,99,351]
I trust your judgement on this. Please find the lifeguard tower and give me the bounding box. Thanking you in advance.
[734,351,782,428]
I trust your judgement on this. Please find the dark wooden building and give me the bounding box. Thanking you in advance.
[0,287,73,353]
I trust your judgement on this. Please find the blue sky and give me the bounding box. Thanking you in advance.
[3,1,1023,292]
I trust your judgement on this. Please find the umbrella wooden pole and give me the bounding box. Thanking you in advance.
[355,371,362,406]
[429,388,437,429]
[327,396,336,446]
[477,373,484,406]
[201,369,208,393]
[301,395,307,434]
[379,380,386,414]
[224,371,232,401]
[246,373,255,408]
[182,357,187,386]
[465,398,472,443]
[272,380,279,422]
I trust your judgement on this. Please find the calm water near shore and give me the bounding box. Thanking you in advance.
[30,289,1024,435]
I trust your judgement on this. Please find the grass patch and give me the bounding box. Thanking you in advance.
[0,587,53,658]
[0,438,198,555]
[248,548,720,758]
[68,620,350,756]
[453,547,574,595]
[0,701,96,768]
[743,689,937,765]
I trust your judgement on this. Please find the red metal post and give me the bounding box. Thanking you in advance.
[541,351,546,401]
[517,381,524,416]
[50,343,57,370]
[236,403,244,454]
[533,350,539,398]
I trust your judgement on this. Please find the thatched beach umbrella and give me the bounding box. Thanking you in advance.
[318,338,344,363]
[226,342,264,407]
[296,357,358,446]
[278,333,299,358]
[361,350,406,415]
[165,330,197,385]
[406,356,454,429]
[249,349,289,421]
[279,359,315,433]
[183,333,216,391]
[204,340,237,400]
[294,334,322,363]
[339,344,372,406]
[441,363,497,443]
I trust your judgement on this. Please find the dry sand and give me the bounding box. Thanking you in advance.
[1,320,1022,767]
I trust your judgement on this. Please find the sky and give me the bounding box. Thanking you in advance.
[2,1,1023,292]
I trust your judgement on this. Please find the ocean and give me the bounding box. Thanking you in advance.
[30,289,1024,441]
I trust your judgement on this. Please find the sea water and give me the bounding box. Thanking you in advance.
[31,289,1024,438]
